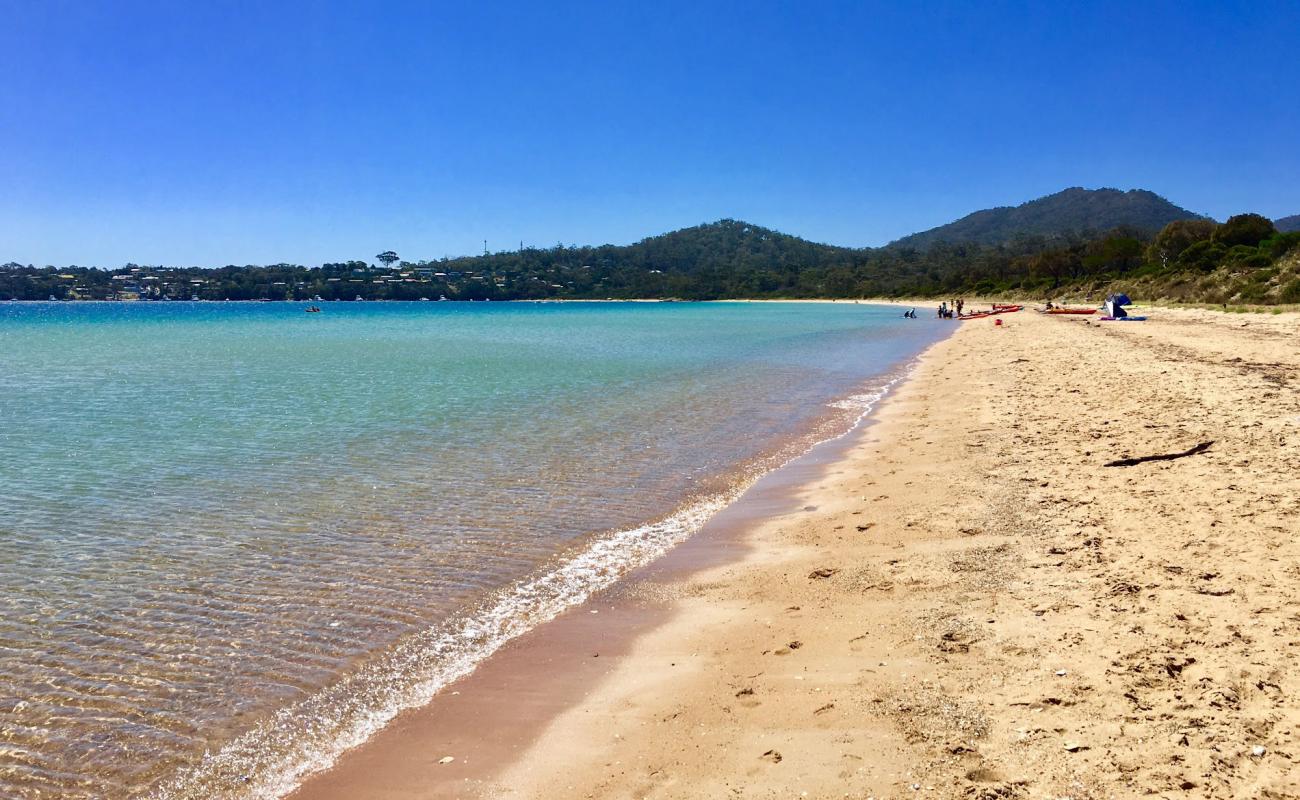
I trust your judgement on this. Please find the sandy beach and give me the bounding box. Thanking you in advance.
[294,305,1300,799]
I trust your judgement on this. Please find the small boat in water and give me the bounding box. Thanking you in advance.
[304,306,322,313]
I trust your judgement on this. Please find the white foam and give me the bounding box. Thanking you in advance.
[149,365,915,800]
[829,389,887,411]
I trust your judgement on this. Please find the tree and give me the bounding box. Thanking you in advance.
[1146,219,1216,267]
[1083,235,1143,275]
[1028,249,1073,289]
[1212,214,1276,249]
[376,250,399,268]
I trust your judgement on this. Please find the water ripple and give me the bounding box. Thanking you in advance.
[0,301,945,799]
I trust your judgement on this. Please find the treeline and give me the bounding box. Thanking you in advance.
[1003,213,1300,304]
[3,215,1298,303]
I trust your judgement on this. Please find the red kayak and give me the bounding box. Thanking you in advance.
[961,305,1021,320]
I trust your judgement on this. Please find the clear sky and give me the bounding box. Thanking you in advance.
[2,0,1297,267]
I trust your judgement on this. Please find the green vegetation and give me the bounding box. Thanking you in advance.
[4,190,1298,305]
[1039,216,1300,305]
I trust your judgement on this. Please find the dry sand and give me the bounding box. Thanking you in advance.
[296,305,1300,799]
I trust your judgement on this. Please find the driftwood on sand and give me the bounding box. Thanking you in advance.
[1104,440,1214,467]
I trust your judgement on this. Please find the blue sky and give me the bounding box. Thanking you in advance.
[1,0,1296,266]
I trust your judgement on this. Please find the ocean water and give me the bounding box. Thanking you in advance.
[0,300,945,799]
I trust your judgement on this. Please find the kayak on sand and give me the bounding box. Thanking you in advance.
[961,305,1022,320]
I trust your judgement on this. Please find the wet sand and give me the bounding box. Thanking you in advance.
[294,305,1300,798]
[287,373,898,800]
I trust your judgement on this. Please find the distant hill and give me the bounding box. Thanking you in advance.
[1276,215,1300,233]
[890,187,1205,250]
[8,190,1297,304]
[616,219,851,274]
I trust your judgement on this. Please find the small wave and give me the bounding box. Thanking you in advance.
[149,367,913,800]
[828,390,887,411]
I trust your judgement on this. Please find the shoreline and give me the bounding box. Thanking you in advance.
[287,337,942,800]
[88,301,942,800]
[299,305,1300,798]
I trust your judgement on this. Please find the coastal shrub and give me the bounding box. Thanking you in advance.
[1213,213,1277,248]
[1176,240,1228,272]
[1263,232,1300,259]
[1223,246,1272,270]
[1234,281,1269,302]
[1225,244,1257,261]
[1281,278,1300,304]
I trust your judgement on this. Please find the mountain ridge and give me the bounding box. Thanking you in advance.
[889,187,1205,250]
[6,187,1297,304]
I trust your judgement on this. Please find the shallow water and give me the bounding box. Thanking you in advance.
[0,300,944,798]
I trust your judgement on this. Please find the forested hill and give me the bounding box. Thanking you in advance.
[1276,215,1300,233]
[1,220,866,301]
[4,193,1299,304]
[584,220,852,275]
[890,188,1204,250]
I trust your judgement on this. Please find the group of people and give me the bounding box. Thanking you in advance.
[901,297,969,319]
[936,298,965,319]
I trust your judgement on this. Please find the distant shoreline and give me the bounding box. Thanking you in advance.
[5,203,1299,305]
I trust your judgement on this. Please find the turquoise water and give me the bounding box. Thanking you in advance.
[0,301,945,799]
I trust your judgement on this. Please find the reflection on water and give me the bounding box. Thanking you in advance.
[0,301,944,798]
